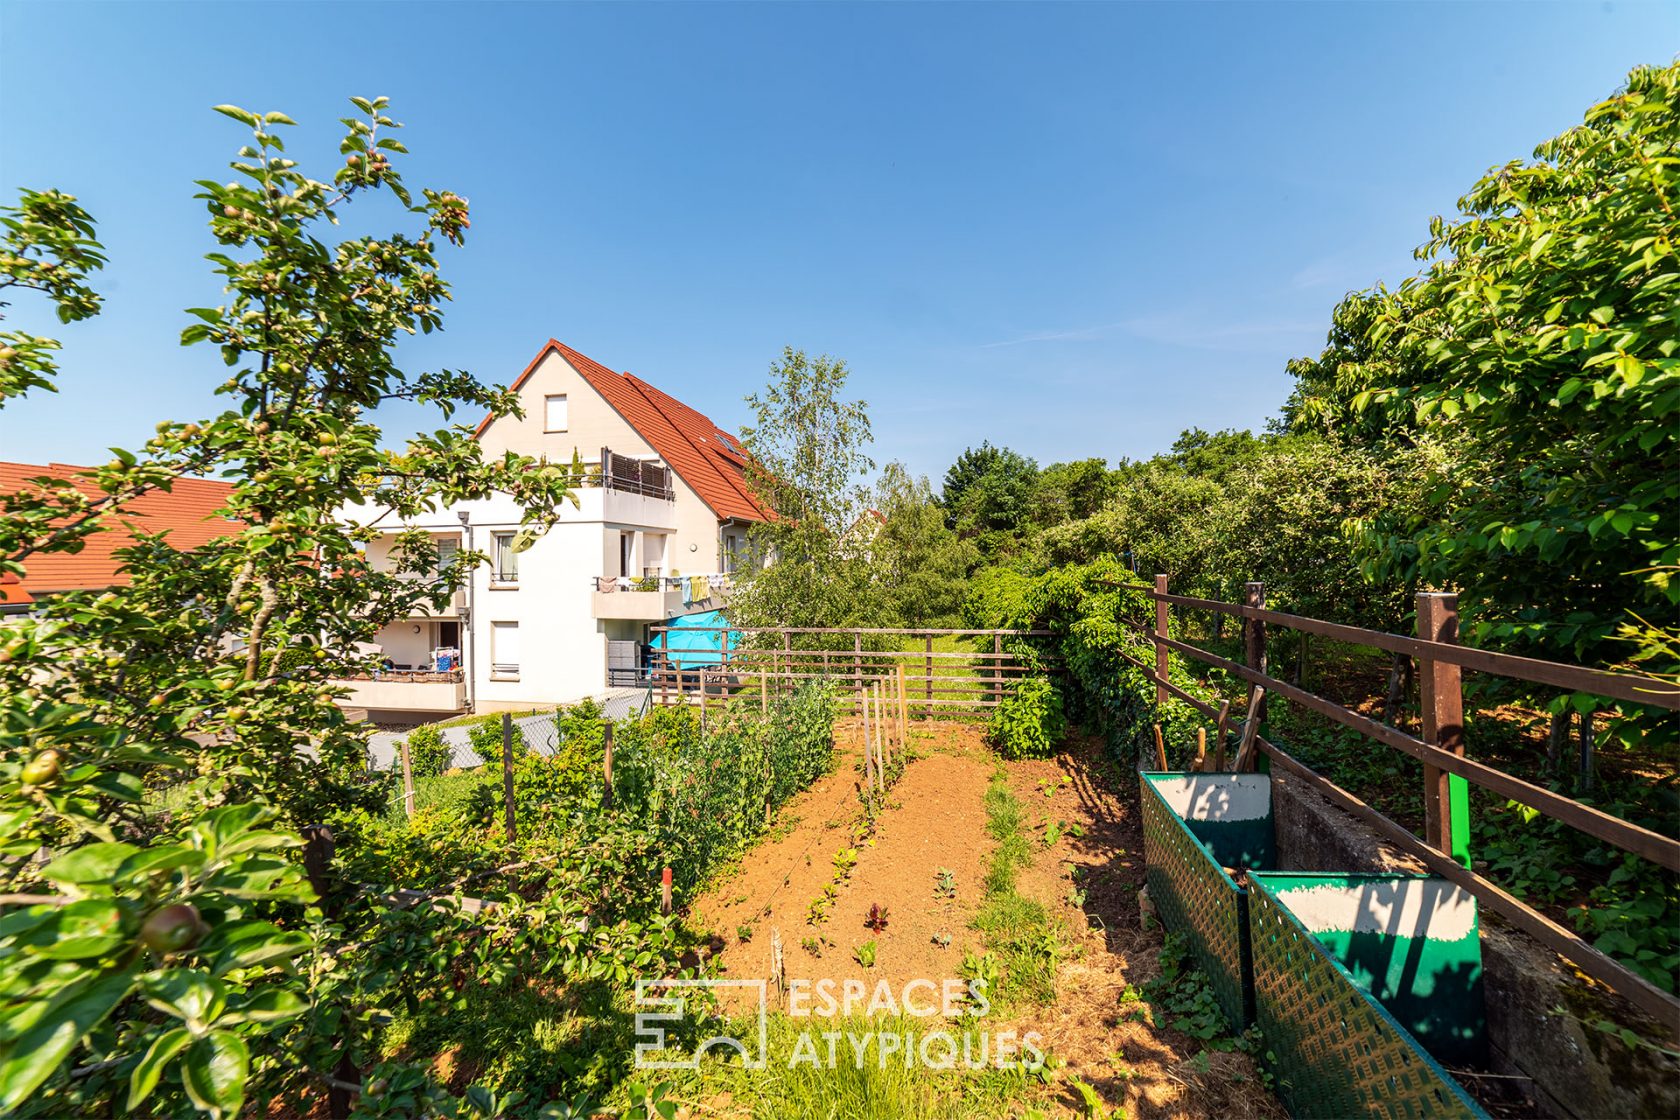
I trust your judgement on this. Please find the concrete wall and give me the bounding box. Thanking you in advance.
[1269,770,1680,1120]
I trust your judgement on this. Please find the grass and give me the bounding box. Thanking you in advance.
[972,766,1066,1007]
[625,1013,1047,1119]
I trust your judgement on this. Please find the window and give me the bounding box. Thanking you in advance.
[544,394,568,432]
[619,532,634,578]
[492,532,519,584]
[491,621,520,678]
[436,538,459,578]
[643,534,666,578]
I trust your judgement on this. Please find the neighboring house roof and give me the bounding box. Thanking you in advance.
[479,340,769,524]
[0,461,240,597]
[0,572,33,609]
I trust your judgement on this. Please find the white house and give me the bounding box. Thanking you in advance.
[335,340,767,722]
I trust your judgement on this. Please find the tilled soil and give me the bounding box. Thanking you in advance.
[691,721,1285,1119]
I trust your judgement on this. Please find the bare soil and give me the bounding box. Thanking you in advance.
[691,720,1285,1119]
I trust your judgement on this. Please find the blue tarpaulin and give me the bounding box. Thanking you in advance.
[652,609,734,667]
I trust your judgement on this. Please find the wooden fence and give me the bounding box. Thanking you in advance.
[1117,574,1680,1038]
[645,626,1052,715]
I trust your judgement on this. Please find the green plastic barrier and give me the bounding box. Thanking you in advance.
[1248,872,1488,1119]
[1139,772,1276,1030]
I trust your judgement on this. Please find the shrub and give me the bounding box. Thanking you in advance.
[988,677,1066,759]
[403,722,453,778]
[467,712,527,764]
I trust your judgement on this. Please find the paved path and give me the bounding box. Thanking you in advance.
[365,687,652,770]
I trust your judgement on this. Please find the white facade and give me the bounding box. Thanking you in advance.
[335,343,757,721]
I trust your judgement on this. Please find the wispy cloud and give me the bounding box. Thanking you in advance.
[979,321,1129,348]
[979,313,1319,354]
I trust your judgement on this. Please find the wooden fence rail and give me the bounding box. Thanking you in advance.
[646,626,1051,714]
[1116,574,1680,1038]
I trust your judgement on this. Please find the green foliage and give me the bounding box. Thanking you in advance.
[972,770,1065,1008]
[941,442,1040,554]
[0,97,589,1117]
[0,188,105,406]
[466,713,527,766]
[965,558,1222,767]
[988,677,1066,760]
[732,348,887,629]
[870,462,981,626]
[1289,61,1680,674]
[1143,933,1236,1047]
[402,723,452,779]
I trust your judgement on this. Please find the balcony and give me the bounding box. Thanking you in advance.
[591,574,730,620]
[335,669,467,714]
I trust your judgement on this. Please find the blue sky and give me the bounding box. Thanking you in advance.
[1,1,1675,483]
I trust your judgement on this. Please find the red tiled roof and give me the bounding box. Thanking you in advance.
[0,572,32,607]
[0,462,240,596]
[479,340,769,523]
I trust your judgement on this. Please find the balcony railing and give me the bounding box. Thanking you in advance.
[596,448,675,500]
[591,574,731,596]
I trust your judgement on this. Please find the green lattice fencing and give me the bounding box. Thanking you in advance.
[1248,872,1488,1119]
[1139,772,1276,1031]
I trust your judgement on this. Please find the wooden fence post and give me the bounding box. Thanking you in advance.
[992,634,1003,706]
[399,739,415,818]
[1244,582,1267,727]
[925,634,934,704]
[760,669,768,715]
[1153,574,1170,705]
[501,712,517,843]
[602,721,614,810]
[854,634,864,714]
[1417,591,1469,867]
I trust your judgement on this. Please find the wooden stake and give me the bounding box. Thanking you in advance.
[602,721,614,810]
[1191,727,1207,772]
[661,866,673,915]
[1154,574,1170,705]
[896,663,909,747]
[1213,700,1231,771]
[501,713,516,842]
[399,738,415,818]
[861,687,874,787]
[877,682,889,770]
[1233,685,1266,771]
[760,669,768,715]
[1151,723,1168,770]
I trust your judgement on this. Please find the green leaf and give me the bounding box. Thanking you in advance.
[203,920,311,975]
[0,966,135,1111]
[181,1031,249,1120]
[128,1026,193,1110]
[35,899,127,959]
[42,841,139,884]
[211,105,258,126]
[223,987,307,1024]
[140,968,226,1026]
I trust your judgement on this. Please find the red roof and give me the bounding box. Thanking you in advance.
[0,462,240,597]
[479,340,768,523]
[0,572,32,607]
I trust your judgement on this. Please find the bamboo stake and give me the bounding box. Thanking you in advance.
[1151,724,1168,770]
[861,687,874,788]
[603,721,615,809]
[877,682,889,770]
[399,739,415,817]
[760,669,768,716]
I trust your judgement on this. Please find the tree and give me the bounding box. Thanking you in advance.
[732,347,886,629]
[0,98,576,1116]
[1295,62,1680,672]
[870,462,980,626]
[1028,457,1117,528]
[940,442,1039,555]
